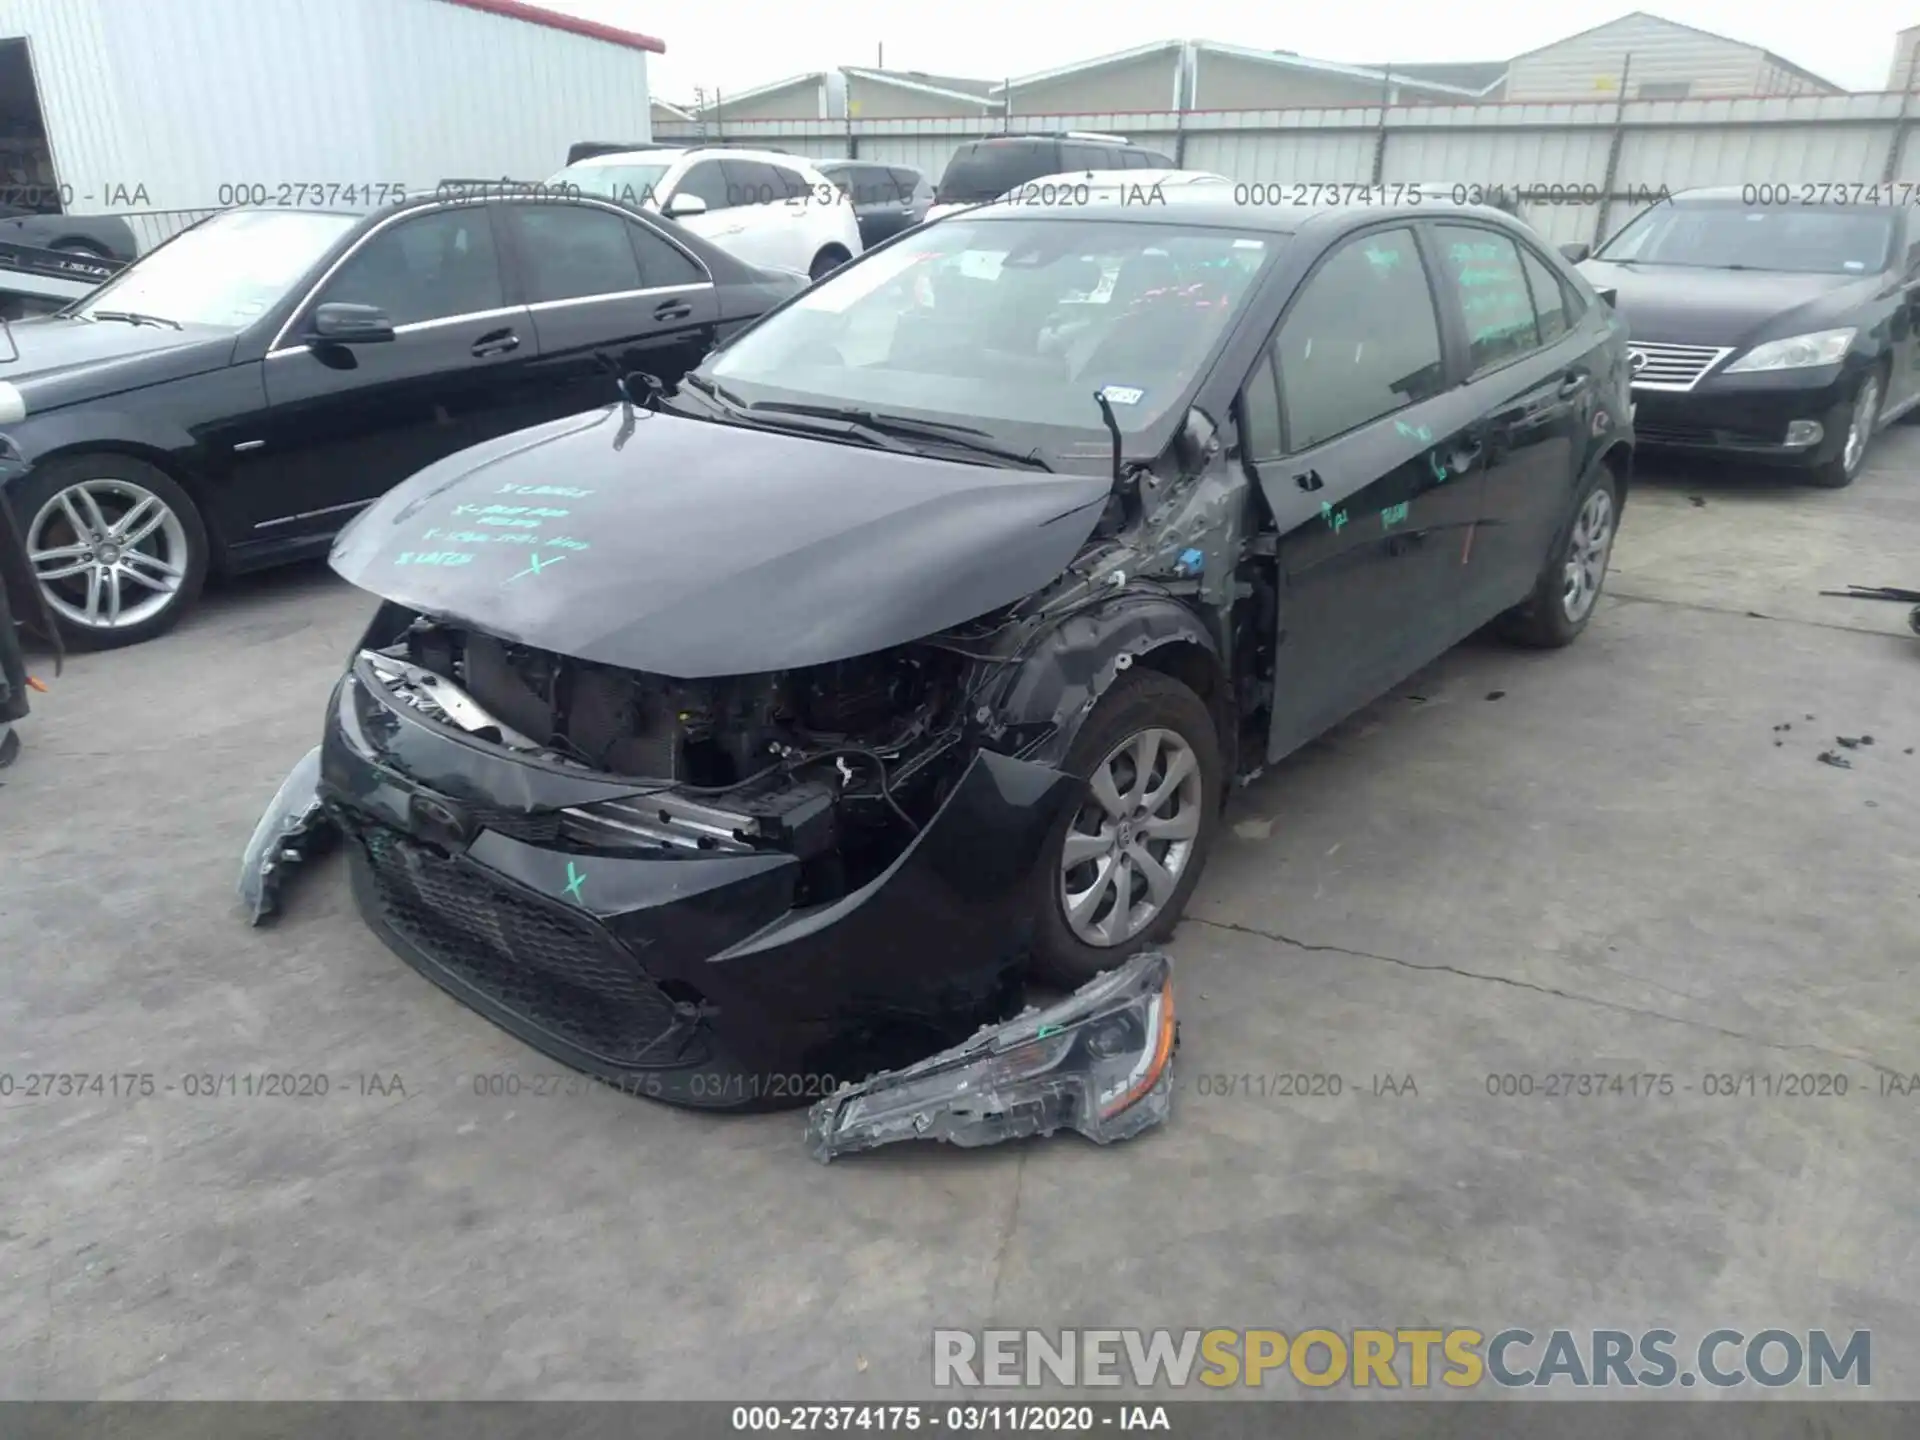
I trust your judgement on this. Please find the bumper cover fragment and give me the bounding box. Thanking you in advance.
[237,746,341,924]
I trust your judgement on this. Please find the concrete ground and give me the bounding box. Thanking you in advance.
[2,432,1918,1401]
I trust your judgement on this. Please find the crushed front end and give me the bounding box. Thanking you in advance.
[317,607,1078,1110]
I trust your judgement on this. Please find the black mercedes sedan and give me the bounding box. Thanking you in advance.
[0,194,802,648]
[1570,186,1920,487]
[243,196,1634,1112]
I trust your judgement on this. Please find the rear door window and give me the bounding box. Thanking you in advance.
[505,203,641,303]
[1275,226,1446,451]
[1517,244,1571,344]
[767,164,812,201]
[1433,223,1542,376]
[936,141,1057,203]
[887,166,924,200]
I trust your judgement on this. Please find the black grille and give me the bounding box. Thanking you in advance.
[465,805,565,845]
[351,821,693,1067]
[1635,419,1783,447]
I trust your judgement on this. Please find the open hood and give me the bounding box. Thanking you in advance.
[329,406,1111,678]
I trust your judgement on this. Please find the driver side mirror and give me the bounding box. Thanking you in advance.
[310,302,395,345]
[664,193,708,219]
[1559,242,1592,265]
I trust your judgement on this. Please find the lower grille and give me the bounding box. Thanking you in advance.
[350,819,694,1067]
[1636,419,1784,446]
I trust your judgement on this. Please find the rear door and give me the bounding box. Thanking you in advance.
[1428,221,1595,625]
[246,204,525,539]
[1252,224,1491,759]
[493,199,719,429]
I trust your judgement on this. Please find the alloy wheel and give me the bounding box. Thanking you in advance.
[27,478,190,632]
[1059,726,1204,948]
[1560,486,1614,624]
[1843,375,1880,477]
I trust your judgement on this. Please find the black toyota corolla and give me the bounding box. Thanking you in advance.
[244,197,1634,1110]
[1572,186,1920,488]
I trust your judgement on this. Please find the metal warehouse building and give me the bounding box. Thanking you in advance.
[0,0,661,250]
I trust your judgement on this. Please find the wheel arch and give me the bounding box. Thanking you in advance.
[992,596,1232,772]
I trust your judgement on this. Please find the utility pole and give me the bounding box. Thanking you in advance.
[1883,42,1920,185]
[1591,53,1633,247]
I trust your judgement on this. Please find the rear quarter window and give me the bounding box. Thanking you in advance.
[936,142,1059,203]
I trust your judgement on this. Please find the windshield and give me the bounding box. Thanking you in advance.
[704,217,1275,455]
[71,210,357,328]
[1597,203,1893,274]
[547,160,672,210]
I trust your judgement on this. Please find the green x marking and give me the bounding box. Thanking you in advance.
[563,861,586,904]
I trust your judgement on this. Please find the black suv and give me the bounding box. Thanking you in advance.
[252,196,1634,1110]
[928,134,1176,218]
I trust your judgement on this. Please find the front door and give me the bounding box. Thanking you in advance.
[1251,225,1482,760]
[240,204,526,541]
[492,200,721,430]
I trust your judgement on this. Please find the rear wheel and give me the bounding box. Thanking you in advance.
[1807,369,1882,489]
[1497,464,1619,649]
[1028,669,1223,989]
[16,454,208,650]
[808,245,851,282]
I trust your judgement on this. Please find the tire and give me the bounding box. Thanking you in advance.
[1497,462,1620,649]
[13,453,209,650]
[1027,668,1224,989]
[51,239,109,259]
[1807,368,1884,489]
[808,246,851,283]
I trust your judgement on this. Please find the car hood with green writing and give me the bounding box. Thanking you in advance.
[328,406,1112,678]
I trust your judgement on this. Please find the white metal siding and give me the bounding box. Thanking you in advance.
[1005,54,1181,116]
[650,92,1920,247]
[1506,16,1766,100]
[1891,31,1920,91]
[0,0,651,249]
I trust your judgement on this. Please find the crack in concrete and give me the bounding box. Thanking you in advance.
[1607,587,1904,640]
[1191,915,1912,1077]
[987,1151,1027,1313]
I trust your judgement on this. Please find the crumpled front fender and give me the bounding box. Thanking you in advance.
[237,746,340,924]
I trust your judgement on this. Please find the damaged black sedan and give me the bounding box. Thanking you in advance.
[246,196,1633,1111]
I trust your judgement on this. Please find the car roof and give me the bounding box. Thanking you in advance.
[1017,169,1228,189]
[566,146,811,169]
[957,196,1532,234]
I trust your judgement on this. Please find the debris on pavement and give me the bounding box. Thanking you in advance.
[237,746,340,924]
[1485,690,1506,701]
[806,949,1177,1162]
[1819,584,1920,603]
[1688,495,1707,508]
[1817,751,1854,770]
[1836,736,1867,750]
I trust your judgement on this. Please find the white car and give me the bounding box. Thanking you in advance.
[547,147,863,281]
[927,169,1230,224]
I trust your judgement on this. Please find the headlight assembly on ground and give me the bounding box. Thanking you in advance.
[807,949,1176,1161]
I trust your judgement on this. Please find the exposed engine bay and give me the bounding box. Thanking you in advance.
[364,617,987,903]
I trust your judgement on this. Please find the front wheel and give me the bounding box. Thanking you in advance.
[15,454,209,650]
[1028,668,1224,989]
[1497,464,1619,649]
[1806,370,1882,489]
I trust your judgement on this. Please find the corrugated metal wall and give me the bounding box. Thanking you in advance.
[658,92,1920,247]
[0,0,653,252]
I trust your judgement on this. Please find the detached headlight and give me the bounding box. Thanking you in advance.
[1723,328,1856,373]
[807,949,1177,1162]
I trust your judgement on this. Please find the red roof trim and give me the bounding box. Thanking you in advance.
[435,0,665,54]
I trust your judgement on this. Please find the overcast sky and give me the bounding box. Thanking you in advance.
[541,0,1918,102]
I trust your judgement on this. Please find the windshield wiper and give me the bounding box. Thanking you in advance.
[748,402,1053,470]
[675,377,920,453]
[681,372,751,411]
[88,310,183,330]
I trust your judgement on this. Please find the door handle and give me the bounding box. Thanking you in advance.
[1443,440,1484,477]
[1557,371,1590,398]
[1293,469,1324,492]
[471,329,519,358]
[654,299,694,321]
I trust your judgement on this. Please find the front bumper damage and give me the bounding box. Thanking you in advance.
[237,745,339,924]
[245,656,1081,1111]
[807,948,1176,1162]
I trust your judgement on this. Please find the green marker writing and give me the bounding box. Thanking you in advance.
[563,861,586,904]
